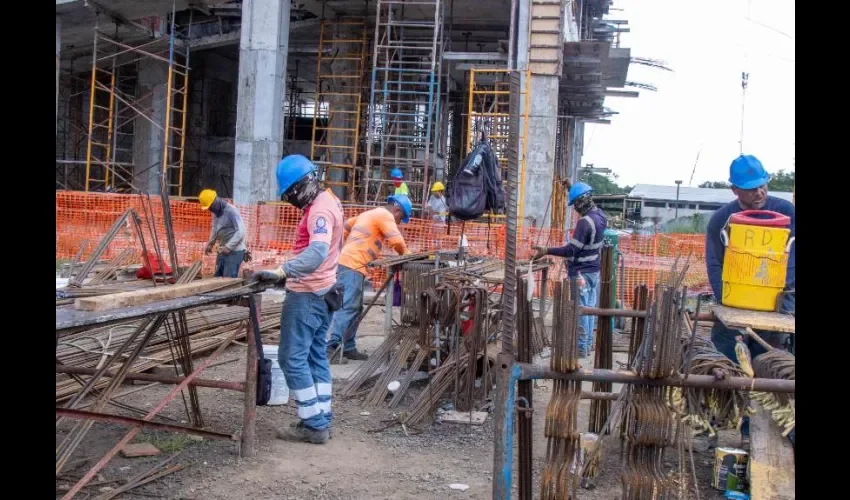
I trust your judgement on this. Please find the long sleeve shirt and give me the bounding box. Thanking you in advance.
[705,196,795,300]
[207,202,247,252]
[547,208,608,277]
[339,207,409,275]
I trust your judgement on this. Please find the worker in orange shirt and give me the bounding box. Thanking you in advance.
[327,194,413,361]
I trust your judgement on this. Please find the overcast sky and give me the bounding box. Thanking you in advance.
[582,0,795,188]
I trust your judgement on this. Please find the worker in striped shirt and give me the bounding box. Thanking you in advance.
[327,195,413,362]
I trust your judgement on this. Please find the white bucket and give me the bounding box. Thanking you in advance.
[262,345,289,405]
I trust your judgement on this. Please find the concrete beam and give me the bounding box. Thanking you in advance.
[443,52,507,61]
[603,89,639,98]
[190,18,320,50]
[233,0,290,205]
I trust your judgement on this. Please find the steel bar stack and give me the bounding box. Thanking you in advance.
[619,284,686,500]
[589,246,615,435]
[539,279,582,500]
[751,350,795,437]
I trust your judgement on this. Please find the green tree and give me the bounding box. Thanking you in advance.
[698,170,794,192]
[699,181,731,189]
[581,172,630,195]
[767,170,794,192]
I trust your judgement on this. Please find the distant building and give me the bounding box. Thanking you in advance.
[625,184,794,226]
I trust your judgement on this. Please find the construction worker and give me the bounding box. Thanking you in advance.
[704,154,795,446]
[425,181,448,222]
[251,155,344,445]
[199,189,246,278]
[328,194,413,361]
[532,182,608,357]
[391,168,409,196]
[705,154,796,360]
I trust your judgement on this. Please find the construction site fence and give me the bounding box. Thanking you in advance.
[56,191,711,305]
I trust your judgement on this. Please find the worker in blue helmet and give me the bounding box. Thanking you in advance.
[704,154,795,447]
[250,154,345,445]
[328,194,412,363]
[390,168,409,196]
[531,182,608,357]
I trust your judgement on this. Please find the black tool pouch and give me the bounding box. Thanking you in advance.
[248,294,272,406]
[323,281,345,312]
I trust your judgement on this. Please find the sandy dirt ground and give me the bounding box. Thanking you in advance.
[57,304,739,500]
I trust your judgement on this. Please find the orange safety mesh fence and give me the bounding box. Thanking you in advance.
[56,191,711,304]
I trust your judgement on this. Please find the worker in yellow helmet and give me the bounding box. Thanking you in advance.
[199,189,247,277]
[425,181,448,222]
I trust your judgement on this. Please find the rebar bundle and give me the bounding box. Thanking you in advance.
[751,350,795,436]
[589,246,615,434]
[627,285,650,366]
[677,336,747,433]
[540,279,582,500]
[400,262,438,325]
[619,284,686,500]
[619,386,679,500]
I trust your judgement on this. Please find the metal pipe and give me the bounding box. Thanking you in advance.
[579,306,647,318]
[56,408,237,440]
[55,365,246,392]
[516,363,795,393]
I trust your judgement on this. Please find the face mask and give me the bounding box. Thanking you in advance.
[393,179,402,188]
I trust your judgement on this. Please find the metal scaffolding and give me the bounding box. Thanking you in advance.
[364,0,444,206]
[465,69,530,222]
[82,13,192,195]
[310,18,369,202]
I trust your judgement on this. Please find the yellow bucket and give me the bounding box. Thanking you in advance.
[721,211,794,311]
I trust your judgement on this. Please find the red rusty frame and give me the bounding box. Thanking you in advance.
[56,408,237,440]
[56,365,246,392]
[61,326,242,499]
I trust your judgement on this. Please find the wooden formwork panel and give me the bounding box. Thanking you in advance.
[529,0,564,76]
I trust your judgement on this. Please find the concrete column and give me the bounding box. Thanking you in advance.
[234,0,289,205]
[133,59,168,194]
[449,93,464,179]
[565,118,585,229]
[56,16,61,136]
[520,74,559,228]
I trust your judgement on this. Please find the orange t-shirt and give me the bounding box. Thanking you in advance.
[338,207,408,275]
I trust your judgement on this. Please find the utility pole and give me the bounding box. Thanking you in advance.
[740,72,749,154]
[674,180,682,220]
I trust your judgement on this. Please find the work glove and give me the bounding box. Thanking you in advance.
[250,266,286,285]
[204,242,214,255]
[219,246,232,256]
[531,246,548,261]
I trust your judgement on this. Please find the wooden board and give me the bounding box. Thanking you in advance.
[749,401,795,500]
[74,278,242,312]
[712,305,795,334]
[440,410,489,425]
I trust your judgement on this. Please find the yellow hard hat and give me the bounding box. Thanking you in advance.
[431,181,445,192]
[198,189,217,210]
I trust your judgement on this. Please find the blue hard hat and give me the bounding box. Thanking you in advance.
[276,155,317,197]
[728,154,769,190]
[387,194,412,223]
[568,182,593,206]
[391,168,403,179]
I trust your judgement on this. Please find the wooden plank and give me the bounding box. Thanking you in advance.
[74,278,243,312]
[440,410,489,425]
[712,305,795,334]
[749,401,795,500]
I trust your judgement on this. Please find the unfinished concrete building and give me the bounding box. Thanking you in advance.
[56,0,634,228]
